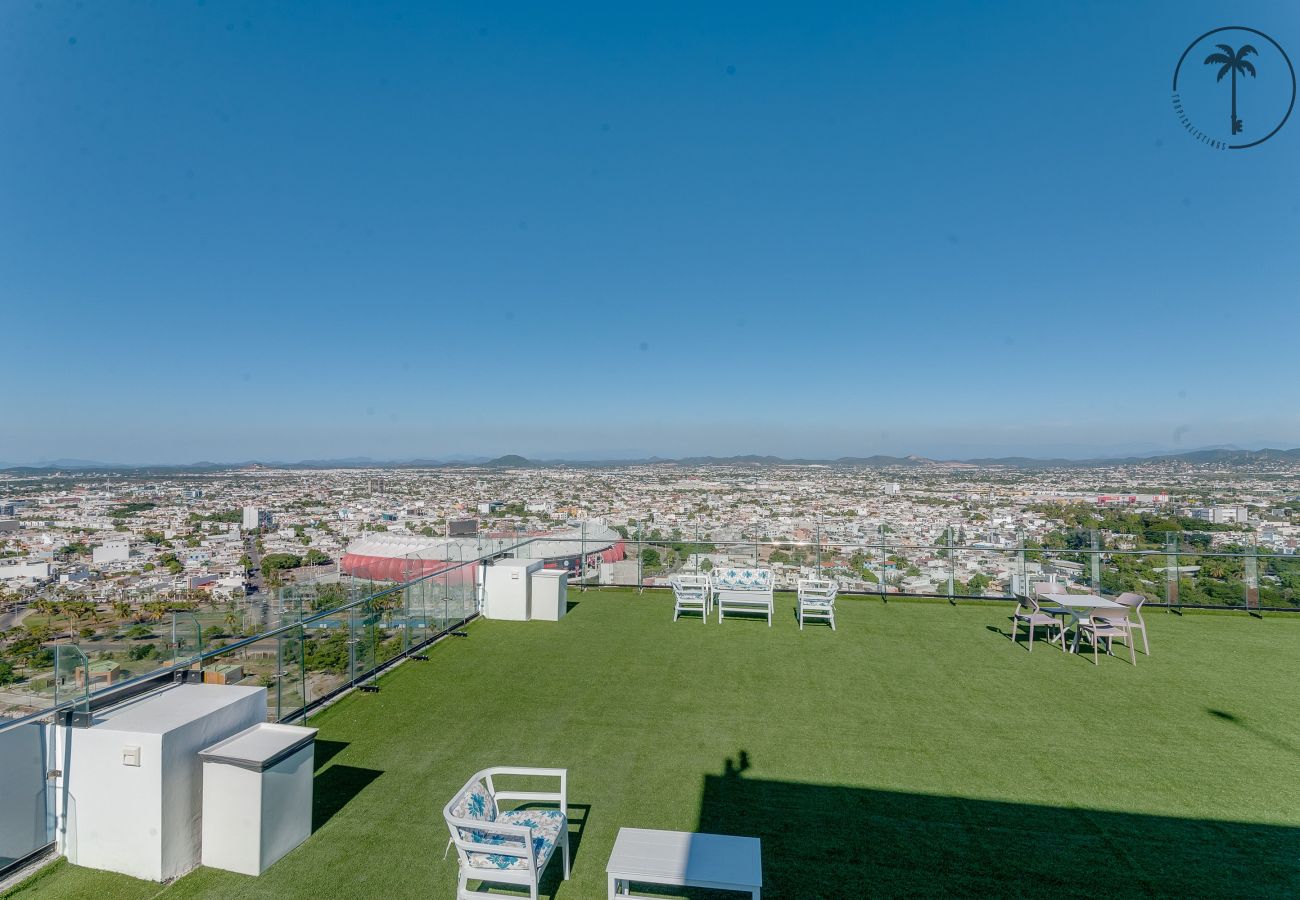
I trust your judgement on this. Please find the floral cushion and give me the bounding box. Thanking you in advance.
[465,808,566,871]
[712,568,773,591]
[452,780,497,821]
[451,780,498,843]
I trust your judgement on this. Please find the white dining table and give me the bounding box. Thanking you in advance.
[1040,594,1125,652]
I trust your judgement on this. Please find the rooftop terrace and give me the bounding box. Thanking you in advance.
[6,590,1300,898]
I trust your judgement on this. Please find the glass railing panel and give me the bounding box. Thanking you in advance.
[0,640,57,722]
[1243,546,1260,611]
[351,599,378,686]
[91,612,172,688]
[54,643,90,717]
[404,580,427,648]
[0,722,54,869]
[198,599,251,654]
[301,606,351,705]
[1259,551,1300,608]
[883,541,933,596]
[834,542,883,593]
[960,544,1018,598]
[1098,549,1163,603]
[275,626,306,722]
[1035,549,1090,594]
[1173,531,1246,609]
[171,611,202,668]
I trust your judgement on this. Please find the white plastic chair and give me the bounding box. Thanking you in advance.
[1113,592,1149,655]
[1076,607,1136,665]
[1033,582,1073,635]
[671,574,711,622]
[797,578,838,630]
[443,767,570,900]
[1011,595,1066,652]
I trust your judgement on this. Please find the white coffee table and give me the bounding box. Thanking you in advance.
[607,827,762,899]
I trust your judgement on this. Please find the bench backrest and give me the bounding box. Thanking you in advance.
[712,568,774,592]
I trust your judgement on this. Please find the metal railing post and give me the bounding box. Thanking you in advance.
[1166,532,1180,609]
[1090,529,1101,594]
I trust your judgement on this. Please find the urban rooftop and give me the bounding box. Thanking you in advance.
[4,583,1299,899]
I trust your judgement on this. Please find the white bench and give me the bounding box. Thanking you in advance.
[606,827,762,899]
[711,568,775,626]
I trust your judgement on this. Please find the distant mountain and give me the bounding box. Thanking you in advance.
[485,454,532,467]
[32,458,119,469]
[3,447,1299,475]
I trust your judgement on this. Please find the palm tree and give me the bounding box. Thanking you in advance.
[32,598,57,624]
[1204,43,1257,135]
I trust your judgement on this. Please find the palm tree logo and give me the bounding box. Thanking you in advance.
[1204,44,1257,135]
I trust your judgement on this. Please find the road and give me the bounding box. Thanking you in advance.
[0,604,31,632]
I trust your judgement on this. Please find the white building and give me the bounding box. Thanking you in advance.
[1189,506,1249,525]
[92,541,132,566]
[242,506,273,531]
[0,558,52,583]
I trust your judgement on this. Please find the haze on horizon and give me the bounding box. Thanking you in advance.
[4,0,1298,465]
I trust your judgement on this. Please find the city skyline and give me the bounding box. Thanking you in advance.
[5,0,1299,462]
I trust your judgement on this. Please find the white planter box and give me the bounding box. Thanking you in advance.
[530,570,568,621]
[199,723,318,876]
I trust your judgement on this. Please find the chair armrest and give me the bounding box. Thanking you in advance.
[456,821,538,870]
[457,820,533,846]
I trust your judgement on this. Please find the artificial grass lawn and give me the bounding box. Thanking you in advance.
[7,591,1300,899]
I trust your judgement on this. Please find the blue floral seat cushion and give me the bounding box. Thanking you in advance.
[801,597,835,606]
[465,808,566,871]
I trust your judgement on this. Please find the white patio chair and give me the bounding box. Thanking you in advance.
[671,574,711,622]
[1113,592,1149,655]
[1011,595,1066,652]
[1075,607,1136,665]
[1033,582,1073,630]
[443,766,570,900]
[797,578,838,630]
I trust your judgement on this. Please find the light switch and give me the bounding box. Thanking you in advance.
[122,745,141,767]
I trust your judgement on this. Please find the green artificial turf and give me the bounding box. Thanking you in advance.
[7,591,1300,898]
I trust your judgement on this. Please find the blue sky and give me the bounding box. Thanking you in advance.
[3,1,1299,463]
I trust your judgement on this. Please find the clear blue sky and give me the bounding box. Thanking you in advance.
[3,0,1298,463]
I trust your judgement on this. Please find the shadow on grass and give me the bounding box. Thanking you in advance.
[697,752,1300,899]
[313,764,382,831]
[313,739,348,771]
[1208,708,1300,759]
